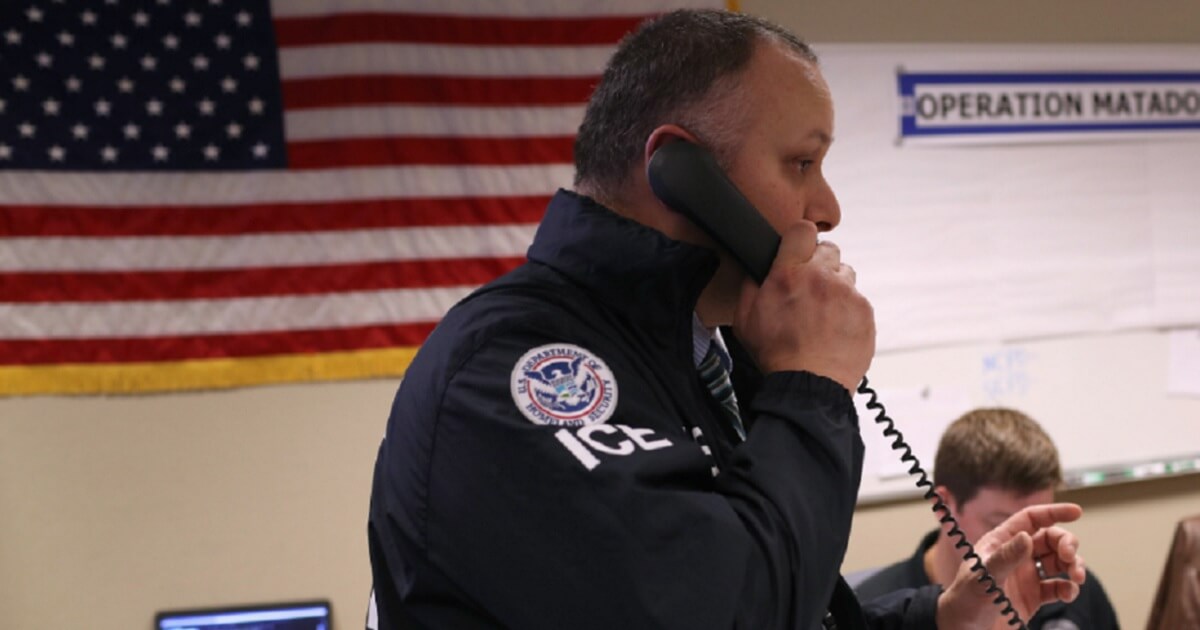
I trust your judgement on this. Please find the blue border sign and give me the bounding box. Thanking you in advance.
[898,71,1200,139]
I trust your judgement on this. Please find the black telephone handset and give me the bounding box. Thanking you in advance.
[646,142,780,284]
[647,140,1027,629]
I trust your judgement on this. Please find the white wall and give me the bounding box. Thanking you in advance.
[0,381,394,629]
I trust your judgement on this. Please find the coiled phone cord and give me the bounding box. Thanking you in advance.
[857,376,1027,629]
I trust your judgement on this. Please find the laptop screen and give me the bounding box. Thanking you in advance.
[156,601,331,630]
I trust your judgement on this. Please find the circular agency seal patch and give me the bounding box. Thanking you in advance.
[510,343,618,427]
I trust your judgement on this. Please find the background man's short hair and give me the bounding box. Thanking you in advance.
[933,407,1064,507]
[573,9,816,198]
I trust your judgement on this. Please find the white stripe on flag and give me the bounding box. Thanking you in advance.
[285,105,587,140]
[278,43,615,79]
[0,165,575,205]
[0,225,538,272]
[0,287,476,338]
[271,0,722,18]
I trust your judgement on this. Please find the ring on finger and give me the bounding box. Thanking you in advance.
[1035,557,1050,580]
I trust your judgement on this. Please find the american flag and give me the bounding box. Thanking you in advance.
[0,0,725,396]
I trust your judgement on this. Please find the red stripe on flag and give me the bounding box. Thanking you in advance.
[0,257,526,303]
[0,323,437,365]
[274,12,647,46]
[287,136,574,169]
[281,75,598,108]
[0,196,549,237]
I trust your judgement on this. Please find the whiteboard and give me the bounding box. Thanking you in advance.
[816,43,1200,354]
[799,44,1200,504]
[853,329,1200,504]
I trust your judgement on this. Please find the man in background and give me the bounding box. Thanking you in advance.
[855,407,1120,629]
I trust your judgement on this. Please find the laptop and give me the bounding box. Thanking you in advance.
[156,600,332,630]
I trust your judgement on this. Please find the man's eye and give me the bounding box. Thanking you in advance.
[794,159,815,173]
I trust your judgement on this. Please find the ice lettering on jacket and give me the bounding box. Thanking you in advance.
[554,424,673,470]
[511,343,618,427]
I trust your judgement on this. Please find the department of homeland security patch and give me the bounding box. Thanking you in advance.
[510,344,618,427]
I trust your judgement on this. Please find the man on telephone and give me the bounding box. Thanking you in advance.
[367,9,1086,629]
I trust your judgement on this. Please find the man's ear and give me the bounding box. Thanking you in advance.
[644,124,701,168]
[936,485,963,519]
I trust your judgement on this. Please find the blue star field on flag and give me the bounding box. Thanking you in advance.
[0,0,285,170]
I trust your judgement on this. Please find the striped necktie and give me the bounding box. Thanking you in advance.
[697,342,746,441]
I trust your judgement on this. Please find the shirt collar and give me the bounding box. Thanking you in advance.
[691,313,732,371]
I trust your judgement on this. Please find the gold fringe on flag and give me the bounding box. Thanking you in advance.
[0,347,419,396]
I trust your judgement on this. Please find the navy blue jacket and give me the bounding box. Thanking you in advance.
[368,190,940,629]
